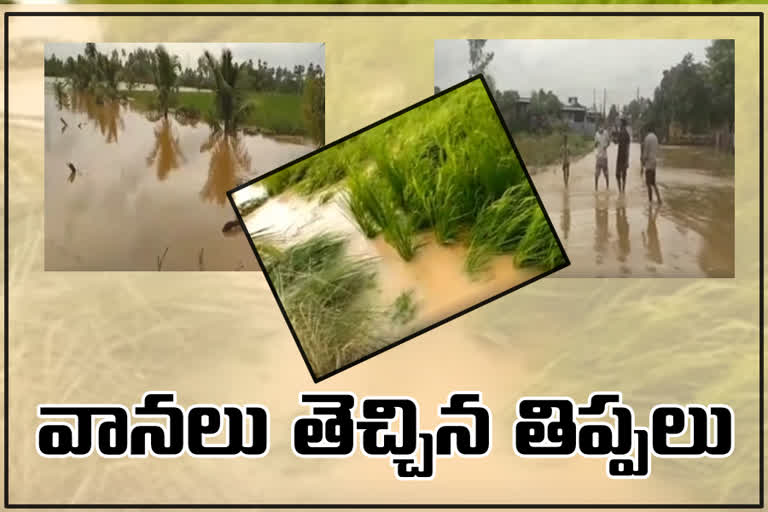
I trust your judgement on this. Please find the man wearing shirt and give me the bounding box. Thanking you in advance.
[616,118,631,194]
[594,126,610,191]
[641,124,662,203]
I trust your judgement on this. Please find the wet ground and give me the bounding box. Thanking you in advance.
[235,187,541,336]
[44,78,315,271]
[530,142,735,277]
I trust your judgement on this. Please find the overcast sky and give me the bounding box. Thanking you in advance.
[435,39,713,109]
[45,42,325,71]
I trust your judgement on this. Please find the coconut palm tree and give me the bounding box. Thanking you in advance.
[151,45,181,119]
[97,51,121,98]
[203,48,251,135]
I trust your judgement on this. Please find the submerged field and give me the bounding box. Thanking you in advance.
[44,78,316,271]
[235,79,567,378]
[513,132,594,169]
[130,89,308,137]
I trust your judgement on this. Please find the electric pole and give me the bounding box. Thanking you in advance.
[603,88,606,118]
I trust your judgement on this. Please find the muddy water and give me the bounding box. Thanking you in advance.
[44,79,315,271]
[531,142,734,277]
[236,187,540,335]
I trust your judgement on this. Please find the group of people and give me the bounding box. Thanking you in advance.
[560,119,663,203]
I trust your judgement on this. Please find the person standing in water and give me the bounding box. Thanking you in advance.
[560,133,570,187]
[594,125,610,191]
[641,123,662,203]
[615,118,631,194]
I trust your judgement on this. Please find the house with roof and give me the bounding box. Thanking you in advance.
[562,97,602,135]
[511,95,602,135]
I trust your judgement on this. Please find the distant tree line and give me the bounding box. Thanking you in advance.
[458,39,734,146]
[45,43,325,144]
[44,44,325,96]
[624,39,734,148]
[465,40,569,135]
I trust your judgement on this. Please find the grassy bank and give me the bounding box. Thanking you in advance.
[513,132,594,169]
[261,79,566,275]
[130,89,308,136]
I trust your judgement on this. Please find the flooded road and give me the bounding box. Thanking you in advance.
[44,78,315,271]
[531,142,734,277]
[235,188,540,335]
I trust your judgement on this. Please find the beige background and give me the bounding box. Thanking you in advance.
[2,5,762,506]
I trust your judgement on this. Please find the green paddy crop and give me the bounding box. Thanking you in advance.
[259,79,566,275]
[252,231,429,378]
[253,232,385,378]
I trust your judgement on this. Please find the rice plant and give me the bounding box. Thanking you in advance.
[381,210,418,262]
[514,209,566,269]
[259,80,565,273]
[253,232,385,378]
[344,172,384,238]
[466,184,538,275]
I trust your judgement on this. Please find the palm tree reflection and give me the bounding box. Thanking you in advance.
[146,118,185,181]
[199,131,252,205]
[69,91,125,144]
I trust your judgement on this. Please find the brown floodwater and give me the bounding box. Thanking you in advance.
[531,142,735,277]
[44,79,316,271]
[234,187,541,336]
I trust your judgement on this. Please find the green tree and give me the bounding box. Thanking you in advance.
[468,39,496,93]
[303,67,325,145]
[97,50,121,96]
[527,89,561,133]
[151,45,181,119]
[203,48,249,135]
[84,43,97,62]
[495,89,521,131]
[622,97,652,135]
[706,39,735,133]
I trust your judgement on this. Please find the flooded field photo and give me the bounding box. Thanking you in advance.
[231,77,568,380]
[44,42,324,270]
[435,39,735,277]
[530,143,734,277]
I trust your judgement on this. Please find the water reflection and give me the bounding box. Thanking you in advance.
[560,189,570,242]
[589,201,663,271]
[199,132,253,205]
[55,93,69,111]
[531,142,734,277]
[69,91,125,144]
[174,110,200,129]
[594,200,609,265]
[146,118,185,181]
[45,79,316,271]
[642,205,663,265]
[615,206,630,263]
